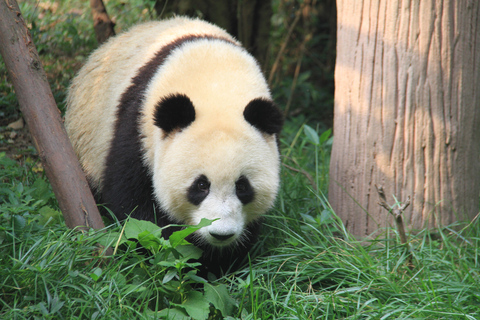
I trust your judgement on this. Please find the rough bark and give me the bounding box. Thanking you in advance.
[90,0,115,45]
[0,0,105,231]
[330,0,480,237]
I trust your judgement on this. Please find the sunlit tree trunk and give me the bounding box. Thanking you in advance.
[329,0,480,237]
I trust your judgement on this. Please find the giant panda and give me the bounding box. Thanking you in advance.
[65,17,283,276]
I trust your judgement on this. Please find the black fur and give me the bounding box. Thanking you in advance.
[235,175,254,204]
[187,175,210,205]
[154,94,196,135]
[244,98,284,135]
[192,220,262,278]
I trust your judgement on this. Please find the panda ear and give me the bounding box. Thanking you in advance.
[244,98,283,135]
[154,94,196,134]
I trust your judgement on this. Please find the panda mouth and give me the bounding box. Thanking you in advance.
[186,230,238,248]
[209,232,235,242]
[208,235,237,247]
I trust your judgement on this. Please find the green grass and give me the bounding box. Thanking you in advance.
[240,213,480,318]
[1,1,480,319]
[2,124,479,319]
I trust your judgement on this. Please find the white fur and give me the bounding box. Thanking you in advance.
[65,17,280,247]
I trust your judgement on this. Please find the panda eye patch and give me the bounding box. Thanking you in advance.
[188,175,210,205]
[236,182,246,192]
[236,176,254,205]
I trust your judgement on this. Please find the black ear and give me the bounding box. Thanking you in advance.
[154,94,195,134]
[244,98,283,134]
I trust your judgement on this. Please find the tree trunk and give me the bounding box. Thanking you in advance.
[0,0,105,231]
[90,0,115,45]
[329,0,480,237]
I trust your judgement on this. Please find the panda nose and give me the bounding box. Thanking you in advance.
[209,232,235,241]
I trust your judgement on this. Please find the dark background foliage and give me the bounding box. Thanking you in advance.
[1,0,336,127]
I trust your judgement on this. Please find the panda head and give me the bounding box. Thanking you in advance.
[151,93,283,248]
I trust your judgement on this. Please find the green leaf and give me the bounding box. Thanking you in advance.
[205,283,236,316]
[175,244,203,260]
[13,215,26,231]
[124,218,162,240]
[154,307,190,320]
[31,178,52,204]
[89,267,102,282]
[158,260,177,268]
[169,219,214,248]
[185,271,207,284]
[181,291,210,320]
[49,292,65,314]
[36,302,49,316]
[319,128,332,144]
[300,213,317,224]
[137,230,163,252]
[37,206,63,226]
[319,209,334,224]
[162,269,177,284]
[0,152,16,167]
[303,124,319,145]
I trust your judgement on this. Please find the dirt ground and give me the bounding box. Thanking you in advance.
[0,117,36,161]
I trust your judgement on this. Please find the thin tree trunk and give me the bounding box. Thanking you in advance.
[90,0,115,45]
[236,0,272,69]
[330,0,480,237]
[0,0,105,231]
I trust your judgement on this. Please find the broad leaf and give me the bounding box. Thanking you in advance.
[175,244,203,260]
[205,283,236,316]
[124,218,162,240]
[303,124,319,145]
[154,307,190,320]
[137,230,163,251]
[180,291,210,320]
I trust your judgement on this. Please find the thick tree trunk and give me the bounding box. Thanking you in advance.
[329,0,480,237]
[0,0,105,231]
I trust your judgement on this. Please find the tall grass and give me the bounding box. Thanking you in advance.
[1,1,479,319]
[241,121,480,319]
[2,123,479,318]
[238,204,480,318]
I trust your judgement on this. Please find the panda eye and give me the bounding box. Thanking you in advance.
[236,176,254,204]
[197,179,210,192]
[187,175,210,206]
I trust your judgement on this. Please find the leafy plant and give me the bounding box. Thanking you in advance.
[94,217,238,319]
[0,152,60,246]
